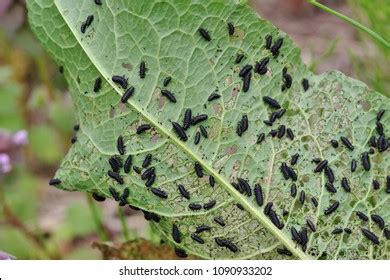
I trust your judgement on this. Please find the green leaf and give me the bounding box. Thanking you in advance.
[27,0,389,259]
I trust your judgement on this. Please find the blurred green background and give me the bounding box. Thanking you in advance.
[0,0,388,259]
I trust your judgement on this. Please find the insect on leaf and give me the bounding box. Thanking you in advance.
[27,0,389,259]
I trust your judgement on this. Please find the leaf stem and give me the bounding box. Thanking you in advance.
[86,194,109,241]
[118,206,130,241]
[306,0,390,49]
[0,186,58,259]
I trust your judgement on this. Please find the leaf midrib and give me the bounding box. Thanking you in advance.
[55,0,309,260]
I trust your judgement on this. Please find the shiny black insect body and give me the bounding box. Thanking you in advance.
[302,79,309,91]
[198,28,211,41]
[161,89,176,103]
[286,128,294,140]
[183,109,192,130]
[136,124,151,134]
[203,200,216,210]
[277,247,292,256]
[141,167,155,180]
[325,166,335,183]
[174,248,187,258]
[242,72,251,92]
[194,162,203,178]
[307,219,316,232]
[172,224,181,243]
[109,187,119,201]
[361,228,379,245]
[340,136,354,151]
[371,214,385,230]
[142,154,152,168]
[227,22,235,36]
[311,197,318,207]
[235,53,245,64]
[257,133,265,144]
[356,211,369,222]
[214,217,226,227]
[330,139,339,148]
[178,184,190,199]
[199,125,208,138]
[107,170,124,184]
[49,178,61,186]
[117,136,125,155]
[163,76,171,87]
[139,61,147,79]
[112,75,128,89]
[290,184,297,197]
[324,201,339,215]
[239,65,253,78]
[377,109,385,121]
[189,203,202,211]
[92,193,106,202]
[195,225,211,234]
[209,175,215,187]
[271,37,283,56]
[326,182,337,193]
[277,125,286,138]
[124,155,132,173]
[151,188,168,199]
[299,190,305,205]
[254,184,264,206]
[263,96,281,109]
[194,131,201,145]
[214,238,238,253]
[361,152,371,171]
[121,86,134,103]
[265,34,272,49]
[341,177,351,192]
[93,77,102,92]
[191,114,208,126]
[172,122,188,141]
[351,159,357,172]
[208,93,221,102]
[314,160,328,173]
[191,233,205,244]
[291,153,299,165]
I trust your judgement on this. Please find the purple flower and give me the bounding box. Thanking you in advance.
[0,250,16,260]
[0,0,12,16]
[0,129,28,175]
[0,153,11,173]
[12,130,28,146]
